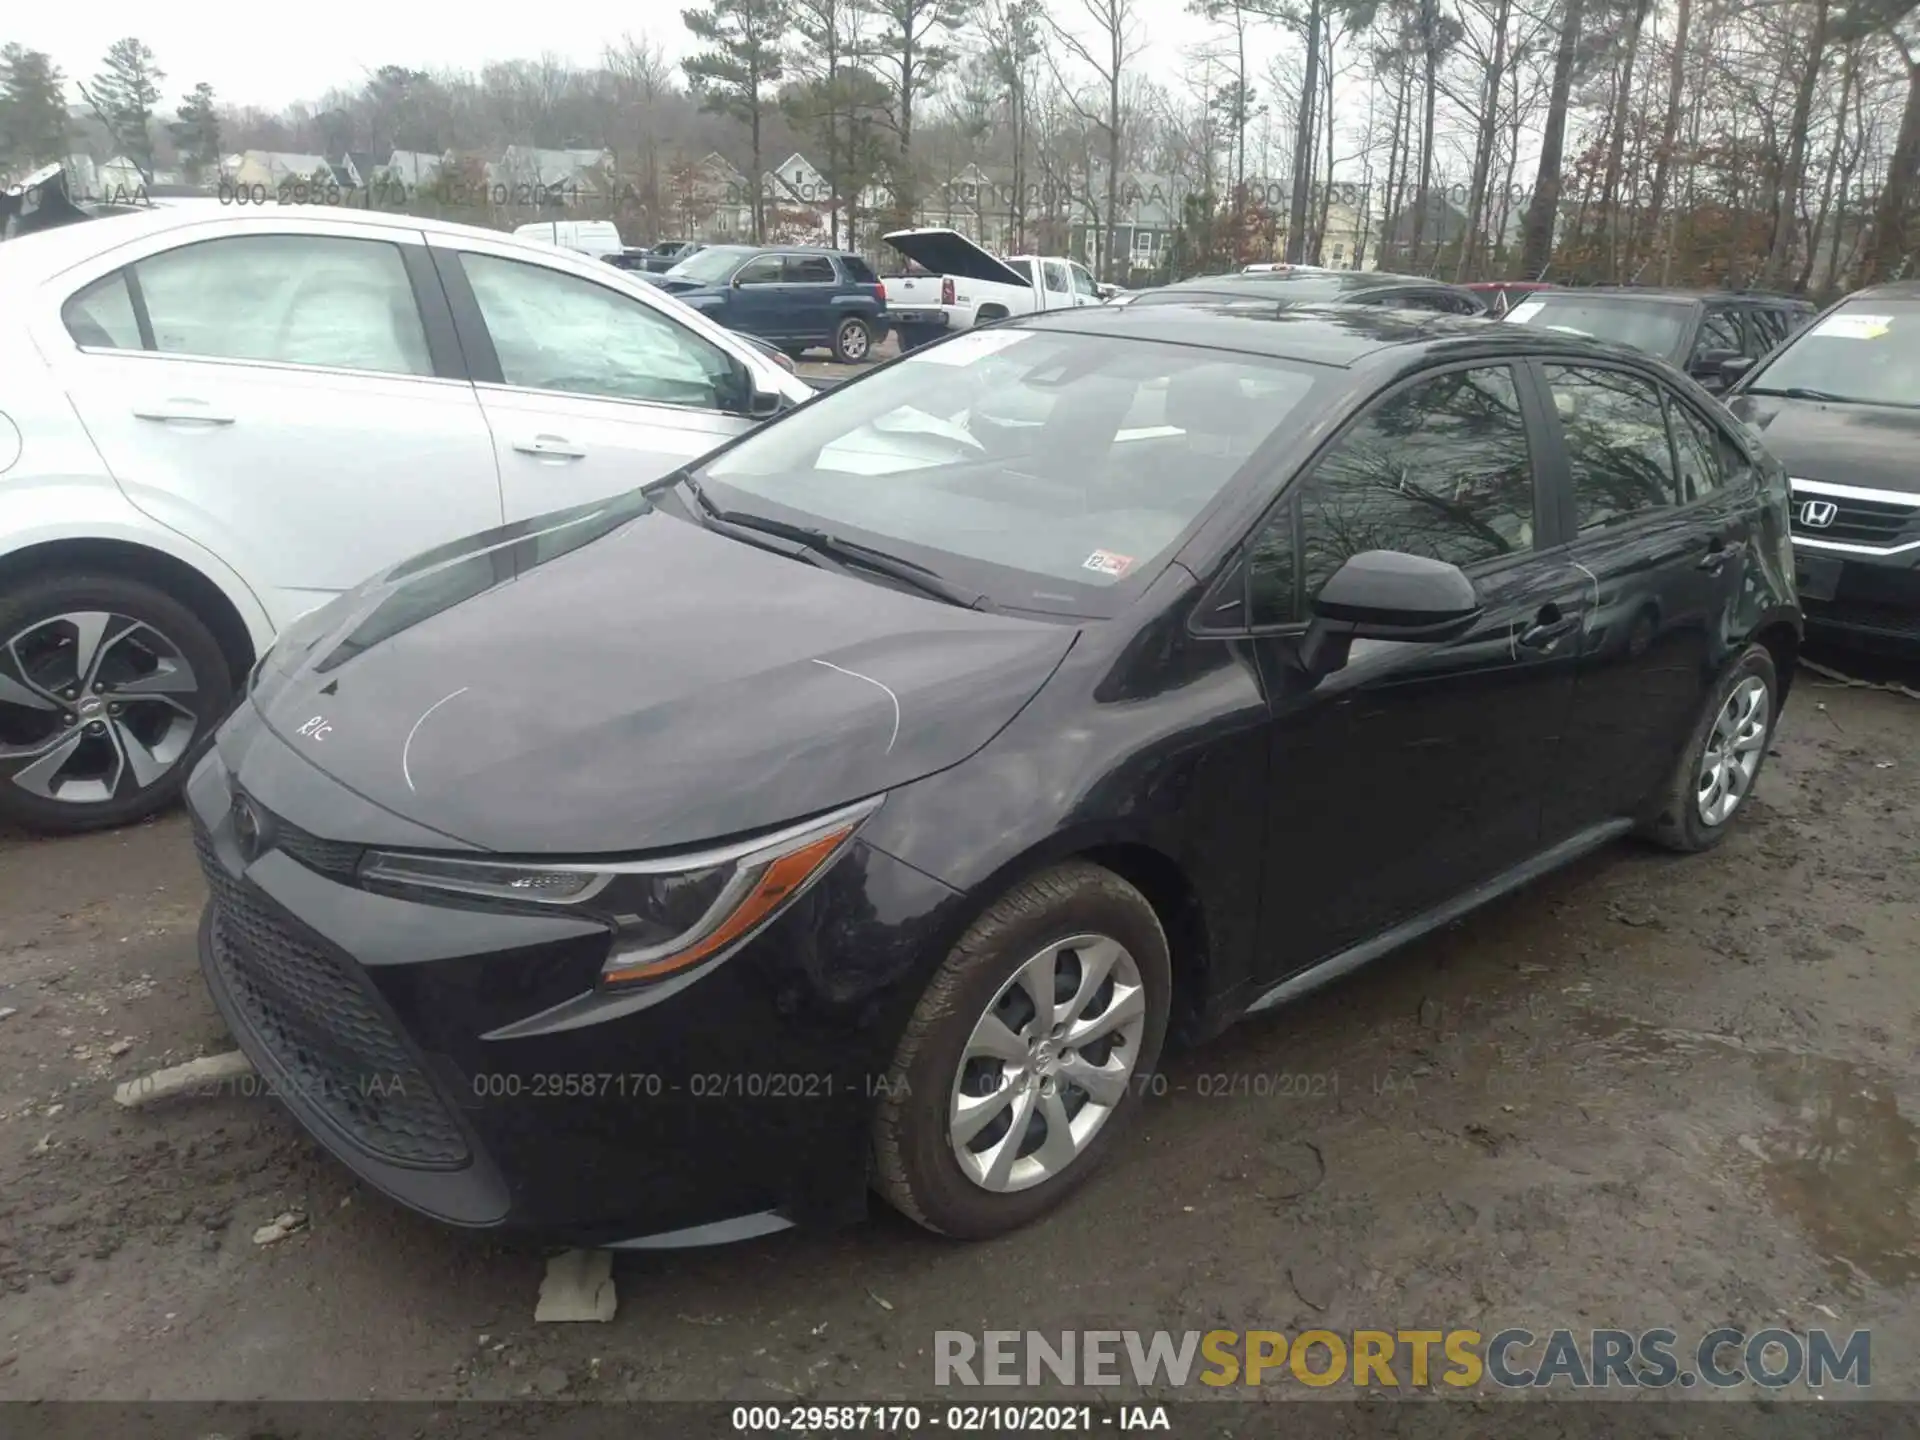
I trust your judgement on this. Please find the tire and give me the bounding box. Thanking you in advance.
[897,325,937,352]
[1636,643,1779,854]
[831,316,873,364]
[0,572,234,834]
[872,860,1171,1239]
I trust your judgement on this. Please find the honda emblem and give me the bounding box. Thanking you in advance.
[1799,499,1838,529]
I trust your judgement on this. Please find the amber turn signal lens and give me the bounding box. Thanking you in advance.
[600,826,853,985]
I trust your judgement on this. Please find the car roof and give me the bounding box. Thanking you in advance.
[1845,279,1920,301]
[1016,300,1647,369]
[1527,286,1810,307]
[0,200,633,278]
[1181,268,1446,292]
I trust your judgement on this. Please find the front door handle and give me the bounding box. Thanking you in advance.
[133,400,236,425]
[511,435,586,460]
[1517,603,1581,652]
[1697,538,1747,573]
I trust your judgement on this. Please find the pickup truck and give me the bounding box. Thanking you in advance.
[881,228,1112,349]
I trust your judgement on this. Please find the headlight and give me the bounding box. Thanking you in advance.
[359,795,882,987]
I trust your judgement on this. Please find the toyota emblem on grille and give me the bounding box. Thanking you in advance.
[232,796,265,861]
[1799,499,1839,528]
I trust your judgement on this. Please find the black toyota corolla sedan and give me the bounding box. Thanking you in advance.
[188,304,1801,1247]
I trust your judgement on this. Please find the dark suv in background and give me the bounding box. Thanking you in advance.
[1730,281,1920,650]
[644,244,890,363]
[1504,288,1815,394]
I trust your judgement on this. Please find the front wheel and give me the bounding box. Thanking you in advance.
[871,861,1171,1239]
[831,316,873,364]
[0,572,234,834]
[1637,643,1779,853]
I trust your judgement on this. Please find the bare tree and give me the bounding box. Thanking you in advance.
[1045,0,1147,279]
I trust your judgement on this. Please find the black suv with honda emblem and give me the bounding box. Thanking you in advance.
[1729,280,1920,650]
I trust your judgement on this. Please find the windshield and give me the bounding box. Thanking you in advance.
[1504,295,1690,357]
[697,326,1325,613]
[665,244,754,283]
[1746,300,1920,407]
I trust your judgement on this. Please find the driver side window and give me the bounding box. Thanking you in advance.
[734,255,784,286]
[1247,365,1536,626]
[1689,311,1741,365]
[460,252,738,409]
[131,234,433,375]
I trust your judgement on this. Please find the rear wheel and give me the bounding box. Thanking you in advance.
[831,316,873,364]
[872,861,1170,1239]
[0,573,232,834]
[1637,643,1778,853]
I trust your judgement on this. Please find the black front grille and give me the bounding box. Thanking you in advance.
[1792,493,1919,547]
[196,829,469,1167]
[233,793,363,880]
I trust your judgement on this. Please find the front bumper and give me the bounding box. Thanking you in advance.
[1789,479,1920,648]
[184,717,962,1245]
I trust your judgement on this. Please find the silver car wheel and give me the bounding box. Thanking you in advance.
[948,933,1146,1193]
[1695,674,1770,827]
[0,611,200,805]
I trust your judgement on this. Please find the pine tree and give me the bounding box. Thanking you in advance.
[168,82,221,186]
[80,37,164,183]
[0,44,70,177]
[683,0,793,241]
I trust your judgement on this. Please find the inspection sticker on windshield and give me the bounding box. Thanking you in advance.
[911,329,1033,365]
[1083,549,1135,578]
[1812,313,1892,340]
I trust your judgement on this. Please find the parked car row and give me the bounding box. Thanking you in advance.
[641,243,891,364]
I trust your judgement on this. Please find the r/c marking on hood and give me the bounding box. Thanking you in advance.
[811,659,900,756]
[401,686,470,793]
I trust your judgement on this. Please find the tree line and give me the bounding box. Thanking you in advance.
[2,0,1915,291]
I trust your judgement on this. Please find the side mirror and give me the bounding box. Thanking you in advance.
[747,380,785,418]
[1297,550,1481,675]
[1718,354,1757,385]
[1096,282,1119,300]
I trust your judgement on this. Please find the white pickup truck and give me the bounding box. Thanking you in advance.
[881,228,1113,349]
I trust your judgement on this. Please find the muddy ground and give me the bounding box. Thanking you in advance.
[1,647,1916,1407]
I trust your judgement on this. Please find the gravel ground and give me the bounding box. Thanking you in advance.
[0,646,1916,1406]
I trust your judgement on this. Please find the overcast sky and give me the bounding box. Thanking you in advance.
[18,0,1236,114]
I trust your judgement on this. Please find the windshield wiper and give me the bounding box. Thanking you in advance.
[1745,385,1855,403]
[648,471,995,612]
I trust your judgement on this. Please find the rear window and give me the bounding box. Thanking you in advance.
[841,255,878,284]
[1504,295,1691,358]
[1004,258,1035,285]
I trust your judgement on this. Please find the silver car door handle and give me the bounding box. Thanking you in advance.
[132,401,236,424]
[512,435,587,460]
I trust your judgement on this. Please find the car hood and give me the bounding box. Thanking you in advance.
[883,228,1032,288]
[248,495,1077,854]
[650,275,718,296]
[1730,393,1920,495]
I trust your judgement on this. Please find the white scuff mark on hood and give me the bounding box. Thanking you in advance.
[402,686,470,792]
[811,658,900,755]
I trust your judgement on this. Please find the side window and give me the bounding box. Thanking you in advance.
[1667,397,1724,502]
[62,270,142,349]
[132,235,432,375]
[460,252,739,410]
[786,255,836,284]
[1690,310,1742,362]
[1544,364,1681,530]
[1248,365,1536,627]
[734,255,784,286]
[1042,261,1069,294]
[1069,263,1100,298]
[1745,306,1787,352]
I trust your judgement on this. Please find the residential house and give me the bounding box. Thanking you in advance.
[665,152,754,240]
[381,150,446,190]
[224,151,335,190]
[492,146,612,203]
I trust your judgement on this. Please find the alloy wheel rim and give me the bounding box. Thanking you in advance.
[0,611,200,804]
[948,933,1145,1193]
[841,323,868,359]
[1696,674,1770,827]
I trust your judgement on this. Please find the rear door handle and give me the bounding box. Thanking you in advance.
[1517,603,1581,652]
[511,435,586,460]
[133,400,235,425]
